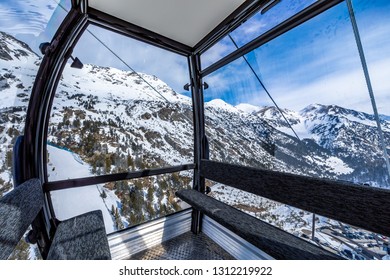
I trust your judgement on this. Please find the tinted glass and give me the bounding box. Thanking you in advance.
[201,0,317,69]
[46,24,194,231]
[47,25,193,180]
[204,2,389,188]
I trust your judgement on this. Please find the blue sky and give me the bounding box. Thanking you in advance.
[1,0,389,116]
[203,0,390,116]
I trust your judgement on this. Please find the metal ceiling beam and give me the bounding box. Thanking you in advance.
[193,0,264,55]
[88,7,193,56]
[201,0,344,76]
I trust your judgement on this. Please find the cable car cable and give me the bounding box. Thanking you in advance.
[227,34,301,141]
[84,30,170,103]
[346,0,390,182]
[53,0,170,103]
[228,34,319,240]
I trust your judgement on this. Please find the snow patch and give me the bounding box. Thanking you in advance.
[325,156,354,175]
[235,103,261,114]
[205,99,239,113]
[47,145,121,234]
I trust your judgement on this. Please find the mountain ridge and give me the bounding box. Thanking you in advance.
[1,30,389,260]
[1,31,389,191]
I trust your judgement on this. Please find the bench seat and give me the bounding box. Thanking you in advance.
[176,189,342,260]
[47,210,111,260]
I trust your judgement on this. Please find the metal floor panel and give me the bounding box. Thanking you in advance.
[129,231,235,260]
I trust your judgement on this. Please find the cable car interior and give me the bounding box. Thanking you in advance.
[1,0,390,260]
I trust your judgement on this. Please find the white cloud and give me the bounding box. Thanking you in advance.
[1,0,388,113]
[258,56,390,116]
[212,5,390,116]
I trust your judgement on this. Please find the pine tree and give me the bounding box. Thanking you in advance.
[111,204,115,215]
[100,189,107,199]
[127,153,134,168]
[147,186,154,203]
[105,156,112,174]
[5,150,12,168]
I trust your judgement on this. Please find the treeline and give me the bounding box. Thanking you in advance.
[49,105,193,230]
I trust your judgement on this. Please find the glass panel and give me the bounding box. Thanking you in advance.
[47,24,193,180]
[351,0,390,185]
[0,0,70,55]
[201,0,317,69]
[351,0,390,117]
[207,179,310,234]
[47,24,194,232]
[0,0,69,259]
[204,2,389,188]
[50,171,192,233]
[209,180,390,259]
[1,0,69,192]
[314,217,390,260]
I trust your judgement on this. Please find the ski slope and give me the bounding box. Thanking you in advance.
[47,144,122,233]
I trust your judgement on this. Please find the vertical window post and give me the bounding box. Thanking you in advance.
[189,53,205,233]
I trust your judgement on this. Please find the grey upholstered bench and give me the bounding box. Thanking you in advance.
[0,178,111,260]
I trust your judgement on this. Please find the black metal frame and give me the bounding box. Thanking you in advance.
[188,54,205,233]
[22,0,386,259]
[87,7,192,56]
[44,164,195,192]
[23,4,89,257]
[201,0,344,77]
[193,0,264,54]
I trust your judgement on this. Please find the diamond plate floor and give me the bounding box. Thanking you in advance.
[129,231,235,260]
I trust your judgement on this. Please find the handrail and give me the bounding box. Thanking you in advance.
[201,0,343,77]
[44,163,195,192]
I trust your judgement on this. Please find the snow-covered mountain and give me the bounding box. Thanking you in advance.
[0,31,39,196]
[0,31,39,107]
[2,29,390,189]
[1,30,390,259]
[253,103,390,185]
[207,100,390,186]
[1,31,390,239]
[0,31,196,235]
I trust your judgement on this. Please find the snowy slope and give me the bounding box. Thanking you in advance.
[50,64,195,168]
[0,31,389,260]
[205,98,240,113]
[60,64,192,105]
[0,31,39,108]
[235,103,261,114]
[48,145,121,233]
[0,31,39,194]
[0,32,192,231]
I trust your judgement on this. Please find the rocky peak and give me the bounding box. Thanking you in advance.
[0,31,38,62]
